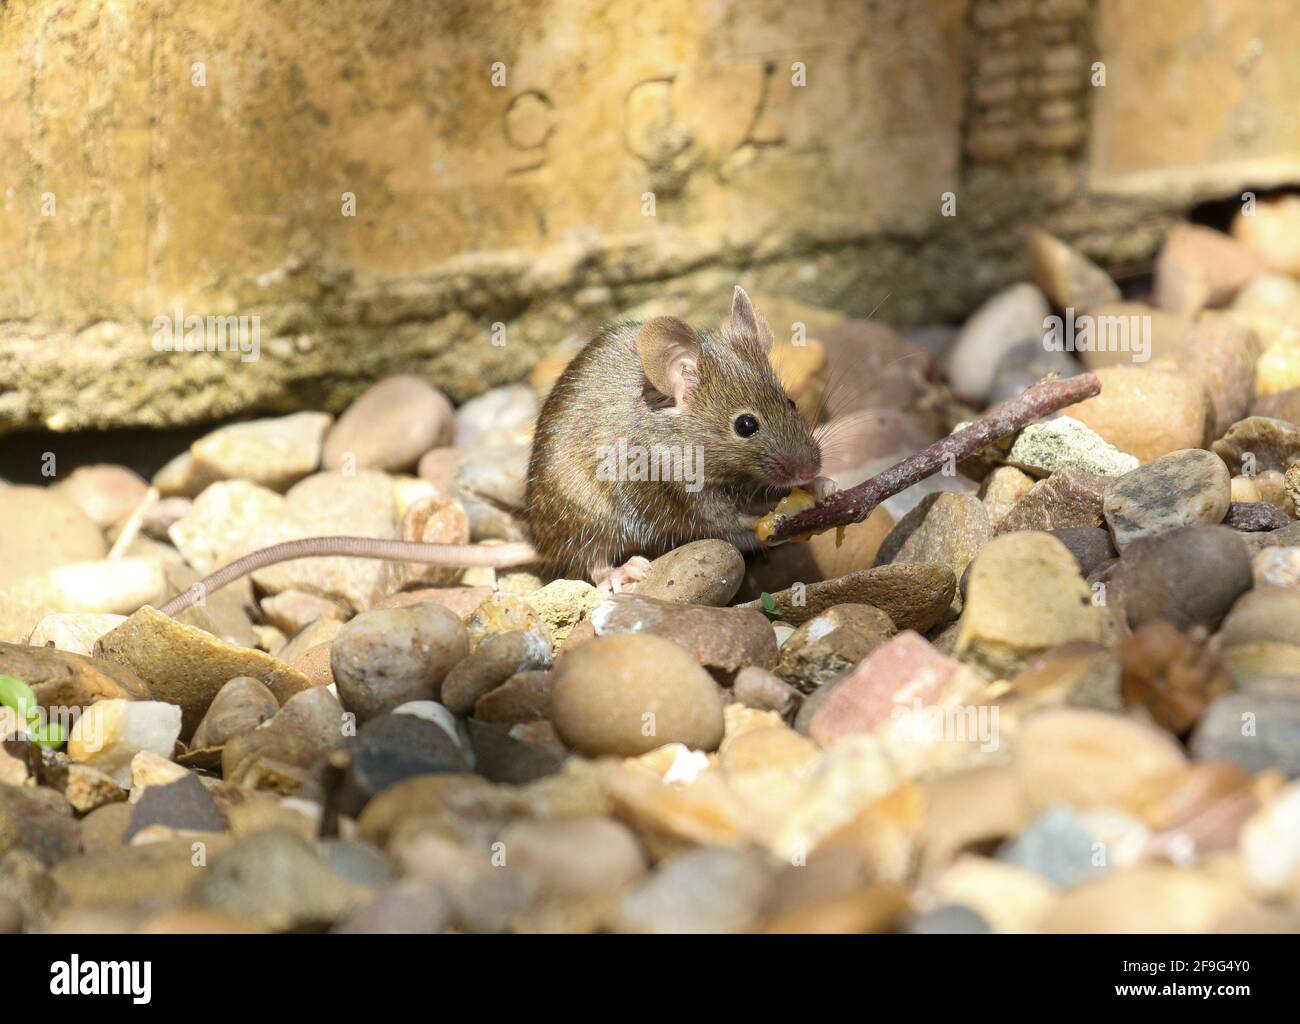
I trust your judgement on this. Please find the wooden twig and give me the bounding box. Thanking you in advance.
[766,372,1102,542]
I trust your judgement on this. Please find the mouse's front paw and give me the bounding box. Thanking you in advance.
[812,475,839,500]
[595,556,652,593]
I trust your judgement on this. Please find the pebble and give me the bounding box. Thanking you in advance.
[389,495,471,589]
[1062,365,1210,463]
[27,612,128,656]
[0,641,151,711]
[1256,332,1300,397]
[465,593,552,651]
[956,532,1107,678]
[1218,585,1300,648]
[1154,223,1259,315]
[322,375,453,472]
[56,763,127,814]
[0,556,170,643]
[246,471,401,612]
[333,882,451,935]
[633,540,745,606]
[139,496,192,539]
[1253,384,1300,425]
[189,677,281,752]
[67,699,183,788]
[331,603,470,722]
[1120,526,1251,632]
[1252,546,1300,588]
[189,412,332,492]
[440,629,552,716]
[453,384,538,448]
[550,634,725,756]
[1075,301,1193,370]
[903,904,991,934]
[1015,708,1188,816]
[498,817,646,902]
[589,594,778,680]
[1040,864,1243,933]
[49,835,231,910]
[416,446,464,491]
[928,855,1057,933]
[525,579,602,647]
[1027,229,1121,312]
[1225,500,1292,531]
[1002,641,1122,714]
[1043,526,1117,577]
[260,590,347,634]
[1238,782,1300,897]
[94,605,311,737]
[454,443,530,510]
[1191,690,1300,775]
[221,686,347,786]
[9,484,109,583]
[743,563,955,634]
[996,470,1108,534]
[979,466,1035,527]
[464,719,561,784]
[807,631,984,749]
[873,492,991,608]
[1102,448,1231,551]
[340,713,471,815]
[52,464,149,530]
[997,805,1108,887]
[163,563,260,649]
[124,773,224,842]
[190,830,372,931]
[472,670,553,725]
[375,585,494,621]
[999,417,1138,478]
[1231,194,1300,276]
[1212,415,1300,475]
[611,847,770,934]
[167,480,286,575]
[732,666,800,719]
[944,283,1052,404]
[1185,316,1264,438]
[1118,622,1233,734]
[776,604,896,692]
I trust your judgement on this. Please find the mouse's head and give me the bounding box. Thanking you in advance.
[636,287,822,494]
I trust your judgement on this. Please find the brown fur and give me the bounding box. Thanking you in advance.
[525,301,822,577]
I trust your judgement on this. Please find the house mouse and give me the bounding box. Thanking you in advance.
[157,287,825,616]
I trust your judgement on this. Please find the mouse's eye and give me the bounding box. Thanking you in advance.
[733,413,760,438]
[787,397,797,411]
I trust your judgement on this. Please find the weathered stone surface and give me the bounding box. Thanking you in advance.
[0,1,976,433]
[0,487,106,589]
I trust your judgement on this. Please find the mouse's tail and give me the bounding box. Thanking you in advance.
[157,537,538,618]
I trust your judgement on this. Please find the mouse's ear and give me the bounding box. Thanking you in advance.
[729,286,774,353]
[637,316,700,411]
